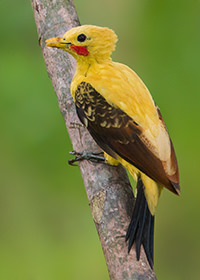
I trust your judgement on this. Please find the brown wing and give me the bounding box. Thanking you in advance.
[75,82,180,194]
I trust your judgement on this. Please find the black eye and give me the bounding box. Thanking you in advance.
[77,33,87,42]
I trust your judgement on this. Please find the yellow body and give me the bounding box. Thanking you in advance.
[71,61,163,214]
[46,25,179,215]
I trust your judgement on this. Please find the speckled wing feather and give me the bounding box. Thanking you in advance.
[75,82,180,194]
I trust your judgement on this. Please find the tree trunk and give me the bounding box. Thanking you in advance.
[31,0,157,279]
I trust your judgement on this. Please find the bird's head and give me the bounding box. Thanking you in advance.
[46,25,118,63]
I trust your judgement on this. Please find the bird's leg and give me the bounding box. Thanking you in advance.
[68,150,106,166]
[68,122,107,165]
[69,122,84,129]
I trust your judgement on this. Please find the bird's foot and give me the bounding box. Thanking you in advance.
[69,122,84,129]
[68,150,105,166]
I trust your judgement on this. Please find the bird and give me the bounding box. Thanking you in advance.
[46,25,180,269]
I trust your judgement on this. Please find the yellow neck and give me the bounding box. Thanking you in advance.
[76,60,92,77]
[75,56,111,78]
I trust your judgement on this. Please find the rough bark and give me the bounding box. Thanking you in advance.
[31,0,157,279]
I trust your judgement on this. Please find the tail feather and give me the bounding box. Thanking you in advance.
[125,176,154,269]
[142,206,154,267]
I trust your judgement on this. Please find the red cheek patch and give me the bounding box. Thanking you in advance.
[70,45,89,56]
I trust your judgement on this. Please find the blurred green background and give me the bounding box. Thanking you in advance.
[0,0,199,279]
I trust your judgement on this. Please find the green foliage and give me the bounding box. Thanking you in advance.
[0,0,199,279]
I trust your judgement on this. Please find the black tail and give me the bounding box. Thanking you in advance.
[125,176,155,269]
